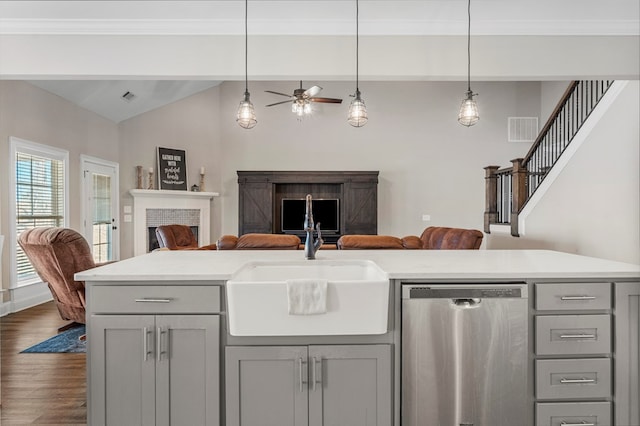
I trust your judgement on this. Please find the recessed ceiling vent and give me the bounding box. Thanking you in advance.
[121,91,136,102]
[508,117,539,143]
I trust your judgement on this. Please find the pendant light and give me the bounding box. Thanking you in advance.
[236,0,257,129]
[458,0,479,127]
[347,0,368,127]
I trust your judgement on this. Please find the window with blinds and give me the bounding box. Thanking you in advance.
[15,151,66,282]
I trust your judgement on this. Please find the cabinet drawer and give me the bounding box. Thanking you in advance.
[90,285,221,314]
[536,283,611,310]
[536,358,611,399]
[536,315,611,355]
[536,402,611,426]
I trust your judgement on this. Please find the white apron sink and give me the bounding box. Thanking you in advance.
[226,260,389,336]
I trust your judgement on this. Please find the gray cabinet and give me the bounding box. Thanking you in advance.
[225,344,392,426]
[614,282,640,426]
[87,285,221,426]
[534,282,613,425]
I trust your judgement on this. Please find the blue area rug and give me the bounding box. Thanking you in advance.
[21,325,86,353]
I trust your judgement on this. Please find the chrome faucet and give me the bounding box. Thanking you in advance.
[303,194,323,259]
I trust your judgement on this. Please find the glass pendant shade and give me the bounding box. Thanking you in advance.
[348,91,368,127]
[292,100,312,117]
[458,90,479,127]
[236,91,257,129]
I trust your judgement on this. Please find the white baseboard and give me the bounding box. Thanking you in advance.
[0,281,53,317]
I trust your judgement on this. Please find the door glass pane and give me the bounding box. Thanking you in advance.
[92,173,112,263]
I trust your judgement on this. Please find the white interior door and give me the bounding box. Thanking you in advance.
[81,155,119,262]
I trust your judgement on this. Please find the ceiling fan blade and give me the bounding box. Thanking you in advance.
[265,100,293,107]
[265,90,293,98]
[303,85,322,98]
[310,97,343,104]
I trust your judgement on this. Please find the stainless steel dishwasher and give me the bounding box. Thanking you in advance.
[402,283,529,426]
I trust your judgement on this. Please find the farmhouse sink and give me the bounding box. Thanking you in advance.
[226,259,389,336]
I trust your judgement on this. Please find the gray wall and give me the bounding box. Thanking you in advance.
[0,81,119,297]
[1,78,637,293]
[115,80,540,258]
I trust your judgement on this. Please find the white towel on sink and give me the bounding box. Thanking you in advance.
[286,279,328,315]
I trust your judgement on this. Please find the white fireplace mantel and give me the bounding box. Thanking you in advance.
[130,189,220,256]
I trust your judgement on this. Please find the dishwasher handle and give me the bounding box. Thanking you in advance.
[403,285,526,299]
[452,298,482,308]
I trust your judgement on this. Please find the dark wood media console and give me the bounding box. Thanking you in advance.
[237,171,378,243]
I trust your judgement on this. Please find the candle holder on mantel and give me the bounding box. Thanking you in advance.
[136,166,143,189]
[199,172,205,192]
[148,170,155,190]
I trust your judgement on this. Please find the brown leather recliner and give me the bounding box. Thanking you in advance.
[18,227,98,326]
[336,235,423,249]
[155,224,217,250]
[419,226,483,249]
[217,233,301,250]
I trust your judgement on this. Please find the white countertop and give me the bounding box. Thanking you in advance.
[76,249,640,283]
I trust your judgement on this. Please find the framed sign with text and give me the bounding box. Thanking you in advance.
[157,147,188,190]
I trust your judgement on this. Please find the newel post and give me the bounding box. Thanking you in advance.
[510,158,527,237]
[483,166,499,233]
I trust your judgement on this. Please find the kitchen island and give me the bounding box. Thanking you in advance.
[77,249,640,426]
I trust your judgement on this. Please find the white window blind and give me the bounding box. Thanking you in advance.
[15,151,66,282]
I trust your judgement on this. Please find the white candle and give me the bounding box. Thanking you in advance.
[148,167,153,174]
[200,167,205,175]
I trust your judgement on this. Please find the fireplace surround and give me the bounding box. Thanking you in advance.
[130,189,219,256]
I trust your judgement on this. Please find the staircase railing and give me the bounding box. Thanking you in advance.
[485,80,615,236]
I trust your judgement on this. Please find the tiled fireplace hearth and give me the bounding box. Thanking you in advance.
[130,189,219,256]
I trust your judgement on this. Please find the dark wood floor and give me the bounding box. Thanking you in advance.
[1,301,87,425]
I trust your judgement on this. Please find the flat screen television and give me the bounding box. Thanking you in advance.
[281,198,340,233]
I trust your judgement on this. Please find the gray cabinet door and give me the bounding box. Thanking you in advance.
[226,346,309,426]
[89,315,156,426]
[308,345,392,426]
[615,282,640,426]
[156,315,220,426]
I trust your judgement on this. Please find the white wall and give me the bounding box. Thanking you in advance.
[0,81,119,295]
[486,81,640,265]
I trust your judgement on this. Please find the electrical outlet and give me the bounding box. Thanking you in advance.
[422,214,431,222]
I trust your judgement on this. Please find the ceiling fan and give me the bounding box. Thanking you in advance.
[265,81,342,117]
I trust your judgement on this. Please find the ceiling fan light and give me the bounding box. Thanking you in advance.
[458,90,479,127]
[348,91,368,127]
[237,91,257,129]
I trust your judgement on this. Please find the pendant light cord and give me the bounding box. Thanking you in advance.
[355,0,360,92]
[244,0,249,93]
[466,0,471,93]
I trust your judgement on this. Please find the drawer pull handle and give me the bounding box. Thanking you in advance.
[135,298,173,303]
[560,377,596,384]
[561,295,596,301]
[560,422,595,426]
[560,334,596,339]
